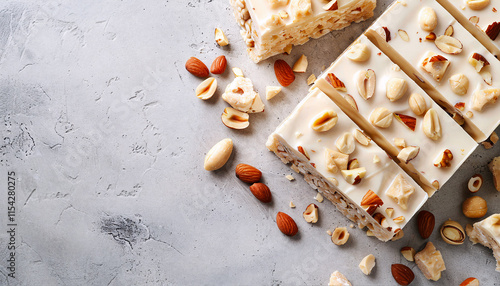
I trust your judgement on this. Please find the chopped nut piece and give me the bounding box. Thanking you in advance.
[268,0,289,8]
[328,177,339,186]
[323,0,339,11]
[462,196,488,218]
[466,0,490,10]
[344,94,358,111]
[471,88,499,111]
[311,110,338,132]
[222,107,250,129]
[401,247,416,262]
[386,78,408,101]
[386,174,415,210]
[425,32,436,41]
[419,7,438,31]
[420,52,450,82]
[196,77,218,100]
[373,155,380,163]
[315,192,324,203]
[346,43,371,62]
[461,278,480,286]
[423,108,441,140]
[409,93,427,115]
[353,129,371,146]
[449,74,469,95]
[468,174,483,193]
[489,156,500,191]
[433,149,453,168]
[370,107,393,128]
[394,138,406,148]
[297,146,310,160]
[414,242,446,281]
[398,146,420,164]
[290,0,312,19]
[289,201,296,208]
[359,254,376,275]
[336,132,355,154]
[481,70,492,86]
[398,29,410,41]
[292,54,308,73]
[485,22,500,40]
[391,229,404,241]
[326,230,332,236]
[360,190,384,208]
[440,219,465,245]
[266,86,282,100]
[306,74,316,85]
[394,113,417,131]
[366,230,375,237]
[232,67,244,77]
[348,158,360,170]
[393,216,405,224]
[325,148,349,173]
[385,207,394,218]
[266,14,285,27]
[223,78,264,113]
[303,203,319,223]
[355,69,376,100]
[286,174,295,181]
[215,28,229,46]
[376,26,392,42]
[434,35,463,54]
[328,270,351,286]
[326,73,347,91]
[453,112,465,125]
[331,227,350,245]
[469,53,490,72]
[283,44,293,54]
[469,16,480,25]
[444,25,454,36]
[341,167,366,185]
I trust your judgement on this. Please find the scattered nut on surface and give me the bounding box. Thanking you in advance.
[414,242,446,281]
[303,203,319,223]
[417,210,435,239]
[249,182,272,203]
[397,146,420,164]
[466,0,490,10]
[370,107,393,128]
[328,270,352,286]
[462,196,488,218]
[195,77,217,100]
[222,77,264,113]
[266,86,282,100]
[235,163,262,183]
[468,174,483,193]
[386,78,408,102]
[440,219,465,245]
[489,156,500,191]
[292,54,308,73]
[346,43,371,62]
[289,201,296,208]
[433,149,453,168]
[408,93,427,116]
[286,174,295,181]
[449,74,469,95]
[391,263,415,285]
[276,211,298,236]
[423,108,442,140]
[232,67,244,77]
[222,107,250,129]
[401,247,416,262]
[336,132,356,154]
[307,74,316,85]
[419,7,438,32]
[460,277,480,286]
[215,28,229,46]
[311,110,338,132]
[315,192,324,203]
[355,69,376,100]
[359,254,376,275]
[331,227,350,245]
[204,138,233,171]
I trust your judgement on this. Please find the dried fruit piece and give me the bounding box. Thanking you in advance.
[434,35,463,54]
[386,174,415,210]
[331,227,350,245]
[409,93,427,115]
[449,74,469,95]
[274,59,295,87]
[370,107,393,128]
[391,264,415,286]
[471,88,499,111]
[215,28,229,46]
[398,29,410,42]
[326,73,347,91]
[462,196,488,218]
[292,54,308,73]
[336,132,355,154]
[222,107,250,129]
[311,110,338,132]
[346,43,371,62]
[433,149,453,168]
[469,53,490,72]
[276,212,298,236]
[266,86,282,100]
[356,69,376,100]
[485,22,500,41]
[196,77,217,100]
[466,0,490,10]
[394,113,416,131]
[204,138,233,171]
[325,148,349,173]
[468,174,483,193]
[398,146,420,164]
[418,210,435,239]
[353,129,371,146]
[414,242,446,281]
[423,108,441,140]
[419,7,438,32]
[235,163,262,183]
[420,52,450,82]
[210,55,227,74]
[303,203,319,223]
[323,0,338,11]
[359,254,376,275]
[341,167,366,185]
[386,78,408,102]
[440,219,465,245]
[360,190,384,208]
[185,57,209,78]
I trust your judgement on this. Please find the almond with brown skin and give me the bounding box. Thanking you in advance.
[235,163,262,183]
[276,212,298,236]
[417,210,435,239]
[391,264,415,285]
[485,22,500,41]
[249,183,272,203]
[185,57,209,77]
[210,55,227,74]
[460,277,479,286]
[326,73,347,91]
[394,113,416,131]
[274,59,295,87]
[360,190,384,208]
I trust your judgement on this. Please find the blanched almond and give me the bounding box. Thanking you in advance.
[204,138,233,171]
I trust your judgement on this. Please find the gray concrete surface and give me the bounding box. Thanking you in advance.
[0,0,499,285]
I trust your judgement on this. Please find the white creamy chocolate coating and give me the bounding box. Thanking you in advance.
[273,88,428,231]
[477,214,500,245]
[312,35,477,191]
[371,0,500,139]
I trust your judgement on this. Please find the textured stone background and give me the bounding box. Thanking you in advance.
[0,0,499,285]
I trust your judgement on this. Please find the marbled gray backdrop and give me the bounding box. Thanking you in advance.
[0,0,499,285]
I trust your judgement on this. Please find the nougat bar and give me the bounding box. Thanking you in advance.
[467,214,500,272]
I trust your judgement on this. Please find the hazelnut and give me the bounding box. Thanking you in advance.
[462,196,488,218]
[303,203,319,223]
[418,7,438,32]
[331,227,350,245]
[449,74,469,95]
[468,174,483,193]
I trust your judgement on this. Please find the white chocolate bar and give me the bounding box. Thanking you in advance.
[312,35,477,194]
[229,0,376,62]
[368,0,500,142]
[467,214,500,272]
[439,0,500,59]
[267,88,428,241]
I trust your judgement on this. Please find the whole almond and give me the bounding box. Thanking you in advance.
[460,277,479,286]
[274,59,295,87]
[417,210,435,239]
[210,55,227,74]
[185,57,209,77]
[249,183,272,203]
[204,138,233,171]
[391,264,415,286]
[276,212,298,236]
[235,163,262,183]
